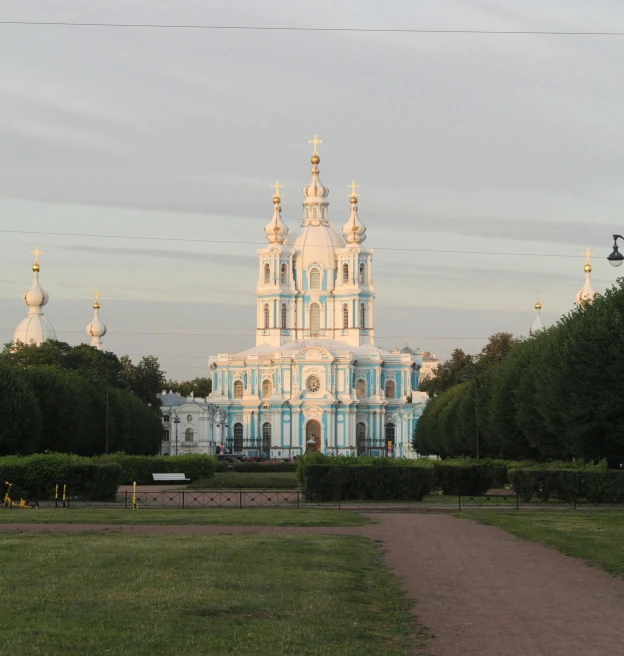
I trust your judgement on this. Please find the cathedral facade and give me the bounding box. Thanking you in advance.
[205,141,426,459]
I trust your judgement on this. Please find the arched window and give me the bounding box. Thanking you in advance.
[233,380,243,399]
[385,423,395,449]
[360,303,366,329]
[310,267,320,289]
[355,379,366,398]
[281,303,287,329]
[356,422,366,455]
[343,263,349,284]
[233,423,243,452]
[262,379,273,398]
[263,303,270,330]
[264,263,270,284]
[385,380,396,399]
[280,263,287,284]
[262,422,271,454]
[342,304,349,329]
[310,303,320,335]
[359,263,366,284]
[185,428,194,442]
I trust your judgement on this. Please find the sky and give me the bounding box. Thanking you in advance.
[1,0,623,380]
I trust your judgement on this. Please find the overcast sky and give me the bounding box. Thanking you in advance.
[1,0,623,380]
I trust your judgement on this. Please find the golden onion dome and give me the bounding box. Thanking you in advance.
[535,301,542,311]
[350,195,358,204]
[273,195,281,205]
[93,301,100,310]
[311,154,320,165]
[32,263,40,272]
[584,263,592,273]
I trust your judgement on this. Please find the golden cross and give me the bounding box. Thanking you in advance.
[347,179,360,198]
[308,134,323,155]
[30,245,43,263]
[271,180,284,198]
[582,246,594,264]
[93,288,101,303]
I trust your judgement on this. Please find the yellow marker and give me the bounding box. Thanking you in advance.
[62,484,66,503]
[55,484,58,500]
[132,481,138,511]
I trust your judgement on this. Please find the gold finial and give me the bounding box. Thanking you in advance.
[347,180,360,204]
[308,134,322,164]
[93,288,101,309]
[271,180,284,204]
[30,245,43,272]
[582,246,594,273]
[535,289,542,311]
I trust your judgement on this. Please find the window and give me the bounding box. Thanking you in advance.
[163,430,170,442]
[262,422,271,454]
[262,379,273,398]
[233,380,243,399]
[385,423,395,448]
[233,423,243,452]
[360,303,366,329]
[355,379,366,398]
[184,428,194,442]
[263,303,270,330]
[310,267,320,289]
[342,263,349,284]
[163,414,170,423]
[385,380,396,399]
[310,303,320,335]
[281,303,287,329]
[343,304,349,329]
[187,414,193,423]
[356,422,366,455]
[280,263,287,284]
[264,263,270,284]
[359,263,366,284]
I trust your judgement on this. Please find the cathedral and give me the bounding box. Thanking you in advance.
[204,139,427,459]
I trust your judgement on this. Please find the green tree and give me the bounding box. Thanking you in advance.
[120,355,166,410]
[0,363,42,455]
[166,377,212,398]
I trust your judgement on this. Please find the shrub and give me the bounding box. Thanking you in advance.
[232,461,297,473]
[0,453,120,501]
[302,464,434,502]
[509,469,624,503]
[99,453,216,484]
[433,462,494,496]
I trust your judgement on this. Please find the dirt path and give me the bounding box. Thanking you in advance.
[2,514,624,655]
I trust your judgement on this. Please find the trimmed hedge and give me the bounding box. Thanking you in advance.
[98,453,216,484]
[433,463,496,496]
[509,469,624,503]
[232,462,298,473]
[0,454,120,501]
[302,464,434,502]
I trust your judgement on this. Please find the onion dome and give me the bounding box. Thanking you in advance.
[86,289,107,350]
[13,247,57,346]
[342,180,367,244]
[400,338,414,355]
[301,135,330,224]
[264,180,289,244]
[529,293,544,336]
[575,247,597,306]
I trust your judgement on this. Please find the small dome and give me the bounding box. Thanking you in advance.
[264,202,289,244]
[529,312,544,336]
[14,315,57,345]
[23,274,48,308]
[342,198,366,244]
[87,314,107,339]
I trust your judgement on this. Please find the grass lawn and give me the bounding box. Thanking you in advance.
[189,471,300,489]
[466,510,624,578]
[0,532,424,656]
[0,508,369,526]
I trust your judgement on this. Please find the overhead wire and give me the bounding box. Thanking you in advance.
[1,21,624,36]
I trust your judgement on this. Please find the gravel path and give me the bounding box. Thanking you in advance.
[2,514,624,655]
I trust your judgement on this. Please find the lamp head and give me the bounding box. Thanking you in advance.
[608,237,624,267]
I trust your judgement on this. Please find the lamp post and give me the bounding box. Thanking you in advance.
[173,414,180,456]
[607,235,624,267]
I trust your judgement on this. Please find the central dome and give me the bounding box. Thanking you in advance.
[287,221,346,269]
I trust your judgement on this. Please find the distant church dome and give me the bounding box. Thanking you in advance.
[341,181,367,244]
[86,290,107,350]
[529,295,544,336]
[264,180,289,244]
[13,247,57,346]
[285,146,346,269]
[575,247,597,306]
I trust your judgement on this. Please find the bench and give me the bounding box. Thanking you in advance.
[152,473,190,483]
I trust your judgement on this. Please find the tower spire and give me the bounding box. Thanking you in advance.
[302,134,329,224]
[529,290,544,335]
[575,247,597,306]
[86,289,107,350]
[342,179,366,244]
[264,179,289,243]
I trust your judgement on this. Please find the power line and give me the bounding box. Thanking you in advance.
[0,229,583,259]
[1,21,624,36]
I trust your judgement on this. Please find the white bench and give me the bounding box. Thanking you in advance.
[152,473,190,483]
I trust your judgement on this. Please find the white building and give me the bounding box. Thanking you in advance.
[199,140,427,459]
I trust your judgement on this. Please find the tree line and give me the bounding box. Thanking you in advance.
[0,341,166,456]
[414,280,624,466]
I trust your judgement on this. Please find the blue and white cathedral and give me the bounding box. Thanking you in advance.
[204,139,427,458]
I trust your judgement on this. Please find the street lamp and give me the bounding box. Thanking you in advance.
[173,414,180,456]
[607,234,624,267]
